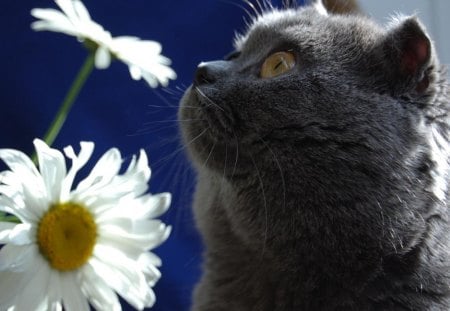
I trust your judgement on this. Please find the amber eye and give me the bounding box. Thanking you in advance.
[260,51,296,78]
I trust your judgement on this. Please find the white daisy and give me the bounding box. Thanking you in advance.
[31,0,177,87]
[0,139,171,311]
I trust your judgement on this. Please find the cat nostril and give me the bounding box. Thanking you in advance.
[194,63,216,86]
[193,60,229,86]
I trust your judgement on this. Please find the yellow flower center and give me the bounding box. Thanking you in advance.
[37,202,97,271]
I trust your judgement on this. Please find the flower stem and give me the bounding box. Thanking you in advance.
[43,52,96,148]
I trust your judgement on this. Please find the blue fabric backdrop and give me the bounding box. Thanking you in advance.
[0,1,303,310]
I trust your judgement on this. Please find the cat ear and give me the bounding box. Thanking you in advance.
[382,17,433,95]
[312,0,328,16]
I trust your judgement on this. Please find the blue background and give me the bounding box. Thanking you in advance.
[0,1,302,310]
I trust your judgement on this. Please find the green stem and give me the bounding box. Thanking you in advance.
[43,52,95,148]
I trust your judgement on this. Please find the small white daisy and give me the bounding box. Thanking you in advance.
[31,0,176,87]
[0,139,171,311]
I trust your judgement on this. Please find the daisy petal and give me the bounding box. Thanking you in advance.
[30,20,80,37]
[90,254,155,309]
[81,264,121,311]
[0,221,15,243]
[8,223,35,245]
[95,45,112,69]
[55,0,78,23]
[60,141,94,201]
[74,147,121,193]
[0,244,37,272]
[30,8,72,29]
[34,139,67,203]
[99,219,171,250]
[137,252,162,286]
[142,72,163,88]
[72,0,91,22]
[96,192,171,222]
[61,273,90,311]
[0,194,38,224]
[129,64,142,80]
[0,148,41,183]
[0,270,30,310]
[13,257,51,311]
[47,271,62,311]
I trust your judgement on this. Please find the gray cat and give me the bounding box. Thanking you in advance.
[179,1,450,310]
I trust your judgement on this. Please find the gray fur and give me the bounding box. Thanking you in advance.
[179,4,450,310]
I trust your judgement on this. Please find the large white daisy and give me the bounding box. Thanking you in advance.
[0,139,171,310]
[31,0,176,87]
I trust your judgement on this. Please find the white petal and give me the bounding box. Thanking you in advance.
[129,64,142,80]
[20,183,48,220]
[30,8,74,31]
[72,0,91,22]
[0,147,48,215]
[0,221,16,243]
[142,73,160,88]
[61,273,90,311]
[34,139,67,203]
[90,253,155,309]
[137,252,162,286]
[139,251,162,268]
[0,194,37,224]
[7,223,35,245]
[47,271,62,310]
[30,8,67,21]
[95,46,111,69]
[60,141,94,201]
[0,244,37,272]
[144,192,171,218]
[0,271,30,309]
[31,20,81,37]
[80,264,121,311]
[96,192,171,222]
[99,220,171,250]
[96,235,145,260]
[55,0,79,23]
[13,256,51,311]
[74,147,121,193]
[0,148,41,184]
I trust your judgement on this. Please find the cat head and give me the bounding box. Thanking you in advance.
[179,2,444,189]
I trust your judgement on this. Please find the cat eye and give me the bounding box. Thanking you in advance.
[260,51,296,78]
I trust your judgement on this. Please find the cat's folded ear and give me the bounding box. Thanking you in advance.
[381,16,434,96]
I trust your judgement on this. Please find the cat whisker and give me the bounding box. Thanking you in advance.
[220,142,229,191]
[195,87,225,111]
[231,131,240,180]
[146,104,178,109]
[143,119,205,125]
[151,88,179,108]
[129,124,177,136]
[249,153,268,259]
[200,85,220,92]
[151,127,209,167]
[202,141,217,169]
[161,86,182,97]
[258,136,286,211]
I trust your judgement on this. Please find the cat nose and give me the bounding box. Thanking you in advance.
[194,61,229,86]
